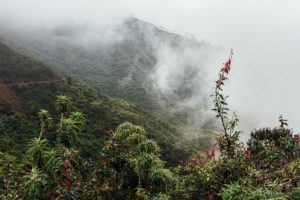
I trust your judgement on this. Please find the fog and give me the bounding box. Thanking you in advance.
[134,0,300,137]
[126,0,300,136]
[1,0,300,138]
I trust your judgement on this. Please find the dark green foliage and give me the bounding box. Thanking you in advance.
[24,167,47,200]
[151,193,170,200]
[289,187,300,200]
[149,168,173,192]
[86,122,174,199]
[0,152,24,199]
[0,114,38,156]
[138,140,160,154]
[55,95,72,116]
[247,127,298,171]
[1,96,88,199]
[27,138,48,167]
[57,118,80,146]
[0,43,57,83]
[220,183,287,200]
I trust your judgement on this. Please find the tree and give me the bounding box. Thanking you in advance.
[55,95,72,121]
[149,168,173,193]
[38,109,53,139]
[58,118,80,147]
[22,95,84,199]
[27,138,48,167]
[24,167,46,200]
[44,149,62,179]
[89,122,173,199]
[138,140,160,154]
[70,111,86,129]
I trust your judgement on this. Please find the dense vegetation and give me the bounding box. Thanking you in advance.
[0,42,192,167]
[0,18,216,167]
[2,51,300,199]
[0,43,56,83]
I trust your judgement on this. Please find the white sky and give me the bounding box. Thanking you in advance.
[1,0,300,134]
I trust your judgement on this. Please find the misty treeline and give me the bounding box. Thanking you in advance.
[2,52,300,200]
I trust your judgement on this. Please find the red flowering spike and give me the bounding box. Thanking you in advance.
[245,151,251,158]
[220,74,225,81]
[205,147,211,160]
[197,154,204,165]
[63,162,68,169]
[258,176,265,184]
[294,133,299,142]
[211,144,217,159]
[228,58,231,65]
[224,67,229,74]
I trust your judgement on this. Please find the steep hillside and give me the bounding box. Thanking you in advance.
[0,17,216,130]
[0,43,59,115]
[0,43,194,165]
[0,43,57,83]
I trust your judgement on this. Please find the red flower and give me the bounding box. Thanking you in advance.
[219,74,225,83]
[219,50,233,76]
[294,134,299,142]
[197,154,204,165]
[205,147,211,160]
[63,163,67,169]
[105,128,114,136]
[211,144,217,159]
[244,151,251,159]
[257,176,265,184]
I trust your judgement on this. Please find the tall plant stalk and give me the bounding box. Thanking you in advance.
[213,50,240,158]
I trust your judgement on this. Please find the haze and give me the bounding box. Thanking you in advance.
[1,0,300,136]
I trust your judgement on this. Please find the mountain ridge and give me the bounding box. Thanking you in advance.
[0,17,216,132]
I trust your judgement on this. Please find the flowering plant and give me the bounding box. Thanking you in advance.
[212,50,242,158]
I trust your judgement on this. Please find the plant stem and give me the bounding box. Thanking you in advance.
[39,125,44,140]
